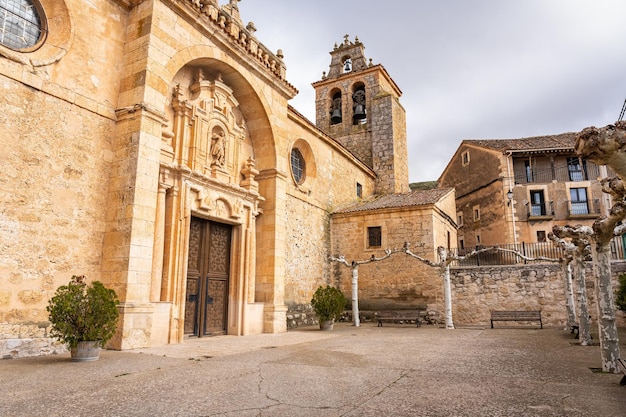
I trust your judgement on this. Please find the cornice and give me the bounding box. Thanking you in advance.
[162,0,298,99]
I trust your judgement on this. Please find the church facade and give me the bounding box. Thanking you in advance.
[0,0,456,358]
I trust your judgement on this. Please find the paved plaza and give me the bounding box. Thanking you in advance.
[1,324,625,416]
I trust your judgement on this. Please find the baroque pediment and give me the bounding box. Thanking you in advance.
[168,70,250,184]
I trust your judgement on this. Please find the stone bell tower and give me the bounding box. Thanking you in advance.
[312,35,409,194]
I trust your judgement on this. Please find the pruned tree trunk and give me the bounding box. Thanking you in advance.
[442,263,454,329]
[565,124,626,372]
[550,230,593,344]
[591,240,621,372]
[330,249,402,327]
[575,121,626,179]
[563,261,577,330]
[404,244,498,330]
[350,267,360,327]
[573,243,592,346]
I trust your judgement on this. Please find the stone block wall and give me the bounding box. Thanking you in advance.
[331,209,443,311]
[283,117,378,328]
[450,262,626,327]
[371,93,409,194]
[0,0,128,359]
[0,75,115,358]
[284,196,331,307]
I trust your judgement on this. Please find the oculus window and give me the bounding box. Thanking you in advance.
[0,0,44,50]
[290,148,305,184]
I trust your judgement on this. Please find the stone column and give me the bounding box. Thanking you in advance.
[256,169,288,333]
[150,182,168,302]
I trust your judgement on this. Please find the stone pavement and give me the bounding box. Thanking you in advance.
[1,324,625,417]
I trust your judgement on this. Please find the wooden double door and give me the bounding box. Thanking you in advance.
[184,217,232,336]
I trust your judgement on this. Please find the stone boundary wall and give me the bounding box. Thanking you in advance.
[450,262,626,327]
[286,303,318,329]
[287,261,626,329]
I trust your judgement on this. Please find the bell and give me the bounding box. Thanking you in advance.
[330,108,342,124]
[353,104,366,121]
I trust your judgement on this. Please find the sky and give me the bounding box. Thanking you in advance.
[238,0,626,183]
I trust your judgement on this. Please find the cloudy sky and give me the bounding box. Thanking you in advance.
[239,0,626,183]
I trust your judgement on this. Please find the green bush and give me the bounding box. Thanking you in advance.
[311,285,347,322]
[616,274,626,313]
[46,275,120,348]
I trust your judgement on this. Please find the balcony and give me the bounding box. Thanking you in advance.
[526,200,554,219]
[567,198,601,218]
[514,161,611,184]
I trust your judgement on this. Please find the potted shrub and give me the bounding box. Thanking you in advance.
[311,285,347,330]
[46,275,120,362]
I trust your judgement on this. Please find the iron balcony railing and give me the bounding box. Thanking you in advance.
[450,237,626,266]
[514,162,613,185]
[567,198,601,216]
[526,201,554,218]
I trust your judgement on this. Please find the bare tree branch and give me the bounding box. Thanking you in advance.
[329,248,404,327]
[575,121,626,179]
[492,247,559,263]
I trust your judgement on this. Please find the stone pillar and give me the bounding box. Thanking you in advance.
[105,104,164,350]
[150,181,168,302]
[256,169,288,333]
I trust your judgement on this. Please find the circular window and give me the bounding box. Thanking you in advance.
[290,148,305,184]
[0,0,45,51]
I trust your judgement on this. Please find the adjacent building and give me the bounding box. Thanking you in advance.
[439,133,612,250]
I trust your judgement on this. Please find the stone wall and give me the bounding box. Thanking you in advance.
[371,93,409,194]
[450,262,626,327]
[286,259,626,330]
[284,196,331,306]
[331,209,442,311]
[0,76,115,358]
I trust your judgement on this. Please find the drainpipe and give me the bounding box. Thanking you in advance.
[505,152,518,245]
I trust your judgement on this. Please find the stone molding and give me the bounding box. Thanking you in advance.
[162,0,297,96]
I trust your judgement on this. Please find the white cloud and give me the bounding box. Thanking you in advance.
[240,0,626,182]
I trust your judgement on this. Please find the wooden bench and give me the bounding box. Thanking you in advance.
[376,310,424,327]
[490,310,542,329]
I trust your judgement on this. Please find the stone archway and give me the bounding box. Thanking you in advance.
[150,60,271,343]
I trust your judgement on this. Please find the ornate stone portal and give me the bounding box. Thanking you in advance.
[152,68,265,344]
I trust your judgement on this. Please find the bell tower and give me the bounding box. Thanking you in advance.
[312,35,409,195]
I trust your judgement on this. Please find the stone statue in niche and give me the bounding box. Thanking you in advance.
[210,130,226,168]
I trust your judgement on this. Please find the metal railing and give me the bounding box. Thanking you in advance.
[567,198,601,216]
[514,161,611,184]
[526,201,554,218]
[451,237,626,266]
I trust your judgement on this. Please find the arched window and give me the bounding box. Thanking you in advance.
[0,0,44,50]
[290,148,305,184]
[330,90,342,125]
[352,85,366,124]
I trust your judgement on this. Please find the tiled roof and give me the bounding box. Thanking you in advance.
[334,188,453,214]
[464,132,576,152]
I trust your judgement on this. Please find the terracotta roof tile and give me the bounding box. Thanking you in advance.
[334,188,453,214]
[464,132,576,152]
